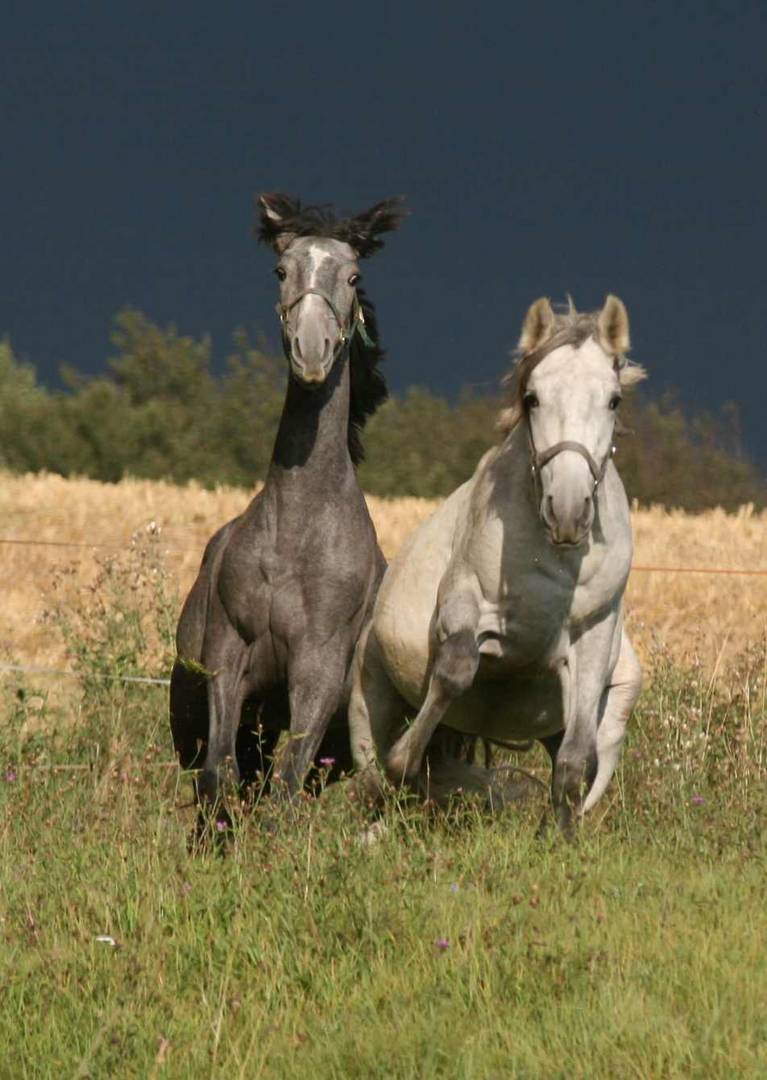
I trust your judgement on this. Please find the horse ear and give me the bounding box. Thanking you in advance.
[256,192,299,253]
[347,197,407,258]
[597,294,630,354]
[518,298,555,354]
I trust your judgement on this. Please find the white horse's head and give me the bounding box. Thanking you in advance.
[503,296,645,547]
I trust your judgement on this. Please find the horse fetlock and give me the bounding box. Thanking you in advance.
[349,766,386,806]
[552,755,592,810]
[199,754,240,803]
[386,738,420,787]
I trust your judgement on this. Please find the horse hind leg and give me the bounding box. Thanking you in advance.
[348,623,410,806]
[170,660,209,815]
[236,697,279,802]
[535,730,564,837]
[170,659,208,772]
[421,729,537,809]
[197,649,249,831]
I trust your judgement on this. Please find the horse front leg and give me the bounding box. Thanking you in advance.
[272,650,347,802]
[196,668,247,837]
[196,627,250,833]
[551,616,623,834]
[386,589,480,787]
[550,648,586,835]
[581,629,641,814]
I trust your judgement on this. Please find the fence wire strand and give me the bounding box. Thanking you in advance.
[2,534,766,574]
[2,531,766,692]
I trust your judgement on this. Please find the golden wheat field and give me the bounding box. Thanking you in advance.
[1,471,766,682]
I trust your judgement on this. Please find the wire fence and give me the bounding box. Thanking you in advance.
[2,529,767,693]
[3,533,766,574]
[0,663,170,686]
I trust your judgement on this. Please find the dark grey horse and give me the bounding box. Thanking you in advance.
[170,192,405,820]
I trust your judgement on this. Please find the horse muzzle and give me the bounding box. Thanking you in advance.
[530,437,611,548]
[288,332,335,385]
[541,487,595,547]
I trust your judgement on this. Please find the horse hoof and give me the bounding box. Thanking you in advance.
[349,768,385,807]
[385,750,418,787]
[357,819,389,847]
[188,810,233,855]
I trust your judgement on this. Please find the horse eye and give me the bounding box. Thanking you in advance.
[275,266,287,281]
[348,273,361,286]
[524,392,539,410]
[609,395,622,411]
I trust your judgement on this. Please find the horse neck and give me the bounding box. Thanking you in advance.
[491,425,540,519]
[267,350,354,495]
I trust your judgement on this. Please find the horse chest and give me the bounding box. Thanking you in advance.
[475,538,626,662]
[476,574,574,667]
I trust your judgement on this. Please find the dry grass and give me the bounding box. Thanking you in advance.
[2,471,767,1077]
[1,471,766,678]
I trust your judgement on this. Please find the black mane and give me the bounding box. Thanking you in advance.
[348,287,387,465]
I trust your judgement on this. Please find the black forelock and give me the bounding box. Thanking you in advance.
[256,193,406,258]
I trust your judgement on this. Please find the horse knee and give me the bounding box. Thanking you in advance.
[434,630,479,699]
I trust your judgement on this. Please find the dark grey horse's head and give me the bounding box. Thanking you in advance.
[257,193,405,386]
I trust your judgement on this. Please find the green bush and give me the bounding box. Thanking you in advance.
[0,313,764,509]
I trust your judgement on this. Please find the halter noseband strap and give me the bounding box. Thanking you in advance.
[276,289,374,350]
[529,430,616,494]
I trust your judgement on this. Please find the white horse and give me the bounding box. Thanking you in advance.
[349,296,646,831]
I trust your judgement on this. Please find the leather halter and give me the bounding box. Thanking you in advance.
[276,288,373,352]
[528,424,615,496]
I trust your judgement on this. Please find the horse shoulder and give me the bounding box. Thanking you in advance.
[175,515,242,661]
[445,447,521,606]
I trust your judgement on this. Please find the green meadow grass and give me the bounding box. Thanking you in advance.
[1,550,765,1078]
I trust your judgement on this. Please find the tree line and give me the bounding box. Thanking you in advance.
[0,310,763,511]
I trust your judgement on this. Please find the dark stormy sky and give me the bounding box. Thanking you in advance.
[3,2,766,461]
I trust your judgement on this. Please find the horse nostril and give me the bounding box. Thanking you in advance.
[545,494,556,523]
[293,336,303,360]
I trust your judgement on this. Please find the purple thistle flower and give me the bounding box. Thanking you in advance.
[691,794,705,806]
[434,937,450,951]
[4,770,16,782]
[319,757,336,768]
[215,820,227,832]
